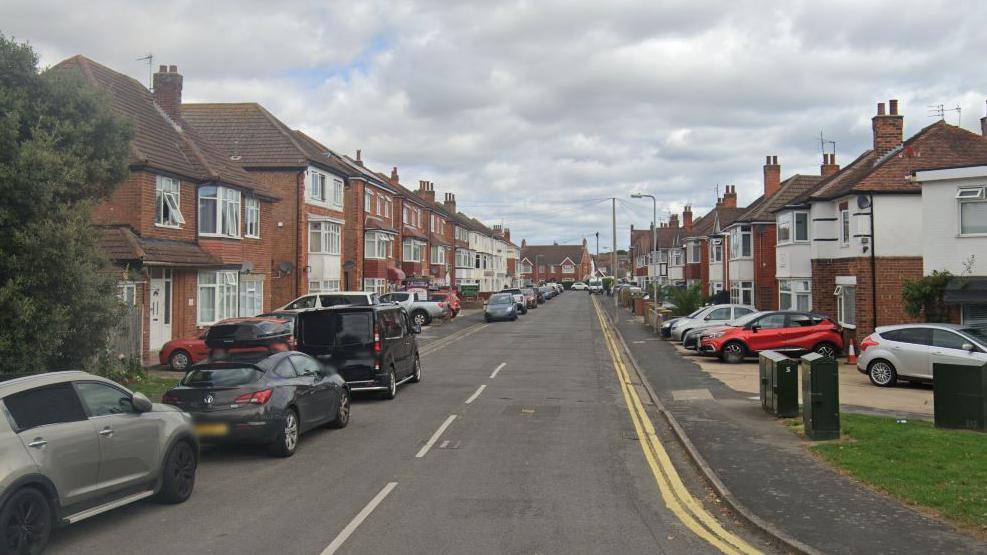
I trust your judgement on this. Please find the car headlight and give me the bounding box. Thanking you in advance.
[705,331,726,339]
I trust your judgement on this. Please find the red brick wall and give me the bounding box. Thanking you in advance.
[93,170,197,242]
[699,240,710,293]
[252,170,301,306]
[343,179,366,290]
[754,224,778,310]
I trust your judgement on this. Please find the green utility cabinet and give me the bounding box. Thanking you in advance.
[759,351,799,418]
[800,352,840,440]
[933,361,987,432]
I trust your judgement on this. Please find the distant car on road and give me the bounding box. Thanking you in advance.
[587,278,603,294]
[0,372,198,554]
[428,290,461,317]
[699,311,843,363]
[380,291,451,326]
[278,291,379,311]
[485,293,519,322]
[164,351,349,457]
[521,287,539,308]
[670,304,756,341]
[571,282,588,291]
[857,323,987,387]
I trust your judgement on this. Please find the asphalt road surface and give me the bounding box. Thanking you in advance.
[48,294,774,555]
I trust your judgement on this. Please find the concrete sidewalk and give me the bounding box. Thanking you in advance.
[604,302,986,554]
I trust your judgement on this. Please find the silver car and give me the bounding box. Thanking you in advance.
[857,324,987,386]
[485,293,519,322]
[0,372,198,553]
[670,304,757,341]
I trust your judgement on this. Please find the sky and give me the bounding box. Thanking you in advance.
[3,0,987,250]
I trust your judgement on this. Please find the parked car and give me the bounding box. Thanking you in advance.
[660,308,705,339]
[540,286,555,300]
[532,287,546,304]
[428,290,461,317]
[295,304,422,399]
[278,291,379,311]
[522,287,539,308]
[587,278,603,294]
[571,282,588,291]
[500,288,529,314]
[204,315,297,358]
[380,291,451,326]
[160,331,210,371]
[857,324,987,387]
[0,371,198,553]
[485,293,519,322]
[163,351,348,457]
[670,304,757,341]
[698,311,843,363]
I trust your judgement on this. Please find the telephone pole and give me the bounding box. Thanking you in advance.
[612,198,617,306]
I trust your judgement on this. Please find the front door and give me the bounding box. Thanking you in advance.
[149,269,172,351]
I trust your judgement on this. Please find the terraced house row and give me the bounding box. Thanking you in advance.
[55,57,521,363]
[633,98,987,342]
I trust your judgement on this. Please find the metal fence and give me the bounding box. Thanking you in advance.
[107,304,142,359]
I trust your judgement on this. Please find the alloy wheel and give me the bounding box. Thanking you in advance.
[284,412,298,452]
[815,344,837,359]
[338,392,350,425]
[173,443,196,498]
[870,362,895,386]
[389,371,397,397]
[414,313,427,326]
[170,351,190,371]
[3,492,49,553]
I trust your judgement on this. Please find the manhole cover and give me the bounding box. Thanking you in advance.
[670,389,715,401]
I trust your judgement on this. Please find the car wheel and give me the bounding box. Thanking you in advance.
[0,488,51,555]
[868,360,898,387]
[168,349,192,372]
[326,389,350,429]
[813,342,839,359]
[381,369,397,400]
[412,310,430,327]
[410,355,422,383]
[485,316,492,323]
[156,440,196,504]
[721,341,746,364]
[270,408,299,457]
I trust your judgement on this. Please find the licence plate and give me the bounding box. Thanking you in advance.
[194,423,229,437]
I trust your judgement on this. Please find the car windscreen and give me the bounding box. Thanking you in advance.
[300,311,374,347]
[183,367,262,387]
[961,327,987,344]
[320,294,370,307]
[687,308,704,318]
[490,295,513,305]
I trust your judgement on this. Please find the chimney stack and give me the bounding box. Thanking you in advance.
[763,155,781,198]
[872,99,904,157]
[981,100,987,137]
[669,214,679,228]
[417,180,436,203]
[820,153,840,177]
[683,205,693,230]
[389,166,399,186]
[503,227,511,242]
[152,64,183,121]
[443,192,457,214]
[521,238,527,249]
[722,185,738,208]
[355,149,363,166]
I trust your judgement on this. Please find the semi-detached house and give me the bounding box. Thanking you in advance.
[681,188,744,299]
[54,58,279,364]
[519,241,592,284]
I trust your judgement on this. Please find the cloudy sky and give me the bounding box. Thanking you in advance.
[3,0,986,249]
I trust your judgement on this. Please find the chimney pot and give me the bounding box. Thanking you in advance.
[168,65,177,73]
[158,65,167,72]
[872,98,904,156]
[889,99,899,116]
[152,64,183,121]
[877,102,886,116]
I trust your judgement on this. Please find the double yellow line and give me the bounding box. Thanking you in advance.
[592,298,761,555]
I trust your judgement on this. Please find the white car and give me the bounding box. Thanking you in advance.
[277,291,379,311]
[587,279,604,294]
[571,282,588,291]
[669,304,757,341]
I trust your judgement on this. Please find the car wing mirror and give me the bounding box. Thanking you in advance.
[750,324,760,332]
[962,342,976,352]
[131,392,153,413]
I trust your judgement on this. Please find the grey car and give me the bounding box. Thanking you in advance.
[857,323,987,386]
[485,293,519,322]
[0,372,197,553]
[670,304,757,341]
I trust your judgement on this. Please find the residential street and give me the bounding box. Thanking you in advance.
[46,294,772,554]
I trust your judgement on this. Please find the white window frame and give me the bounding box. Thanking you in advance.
[308,171,327,203]
[794,211,809,242]
[777,213,792,244]
[238,276,264,317]
[431,245,447,265]
[117,282,138,305]
[729,226,752,259]
[363,278,387,295]
[456,248,473,268]
[779,279,811,311]
[958,187,987,236]
[364,190,372,212]
[244,196,260,238]
[839,206,850,246]
[562,263,575,274]
[198,185,241,238]
[709,238,723,263]
[729,280,753,306]
[333,178,344,206]
[688,242,701,264]
[834,285,857,328]
[309,221,341,255]
[308,279,341,293]
[197,270,238,325]
[155,175,185,227]
[403,238,425,263]
[364,231,392,259]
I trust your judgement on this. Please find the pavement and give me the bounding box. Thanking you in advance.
[48,293,773,554]
[604,299,987,554]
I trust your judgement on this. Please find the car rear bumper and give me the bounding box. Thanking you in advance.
[190,409,283,445]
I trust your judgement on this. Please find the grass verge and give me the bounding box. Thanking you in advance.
[810,413,987,532]
[126,374,180,403]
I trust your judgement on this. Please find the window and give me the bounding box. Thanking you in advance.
[729,226,751,258]
[777,213,791,243]
[672,249,683,266]
[710,281,723,295]
[75,382,136,416]
[239,276,264,317]
[4,384,87,431]
[309,171,326,202]
[198,270,238,324]
[431,245,447,265]
[364,232,393,259]
[308,280,341,293]
[521,261,532,274]
[688,242,701,263]
[376,195,383,215]
[455,227,469,241]
[403,238,424,262]
[363,278,387,295]
[709,239,722,263]
[706,307,731,320]
[958,187,987,235]
[273,359,299,379]
[333,178,344,206]
[290,355,321,377]
[199,185,240,238]
[882,327,931,345]
[733,307,755,317]
[155,175,184,227]
[839,203,850,246]
[403,206,410,225]
[794,212,809,242]
[118,282,137,305]
[730,281,753,305]
[244,196,260,238]
[932,329,969,350]
[383,198,391,218]
[456,248,472,268]
[309,221,341,254]
[562,263,575,274]
[779,279,811,311]
[962,304,987,326]
[835,285,856,327]
[365,191,372,212]
[756,313,787,329]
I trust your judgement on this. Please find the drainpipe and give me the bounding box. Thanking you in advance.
[869,193,877,333]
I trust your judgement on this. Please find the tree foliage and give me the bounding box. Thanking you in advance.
[664,283,703,316]
[0,35,133,372]
[901,270,952,322]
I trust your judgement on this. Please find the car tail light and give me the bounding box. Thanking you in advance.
[859,335,879,352]
[162,391,178,405]
[374,331,382,353]
[234,389,273,405]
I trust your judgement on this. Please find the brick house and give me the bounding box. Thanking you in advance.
[681,189,745,299]
[410,180,457,288]
[520,240,592,284]
[389,173,432,285]
[180,103,353,308]
[55,57,278,364]
[804,99,987,340]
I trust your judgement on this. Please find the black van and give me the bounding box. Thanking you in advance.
[295,305,422,399]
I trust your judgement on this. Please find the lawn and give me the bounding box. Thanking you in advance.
[125,374,180,402]
[810,414,987,532]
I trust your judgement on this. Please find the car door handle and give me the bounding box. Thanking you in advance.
[98,428,114,437]
[27,439,47,449]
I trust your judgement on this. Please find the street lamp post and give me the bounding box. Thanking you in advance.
[631,193,658,303]
[535,254,542,285]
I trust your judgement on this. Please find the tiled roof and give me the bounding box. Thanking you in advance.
[739,174,822,220]
[684,206,747,238]
[810,121,987,200]
[52,56,270,197]
[97,226,222,267]
[521,244,585,266]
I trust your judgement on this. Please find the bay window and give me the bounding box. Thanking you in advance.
[155,175,184,227]
[198,185,240,238]
[309,221,341,254]
[456,248,473,268]
[364,231,392,259]
[198,270,238,324]
[729,226,752,258]
[709,239,723,262]
[958,187,987,235]
[779,279,812,311]
[688,242,701,263]
[244,196,260,238]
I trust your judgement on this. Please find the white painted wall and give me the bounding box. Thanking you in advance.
[918,170,987,275]
[872,195,923,257]
[728,259,754,281]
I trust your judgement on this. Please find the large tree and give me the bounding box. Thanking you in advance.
[0,35,132,372]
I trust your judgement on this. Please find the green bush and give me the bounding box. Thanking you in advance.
[902,270,952,321]
[84,348,148,387]
[663,284,703,316]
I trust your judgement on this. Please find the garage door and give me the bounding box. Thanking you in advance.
[962,304,987,327]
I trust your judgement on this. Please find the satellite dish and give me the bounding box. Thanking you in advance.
[343,260,356,271]
[278,261,295,273]
[240,261,254,273]
[856,194,871,209]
